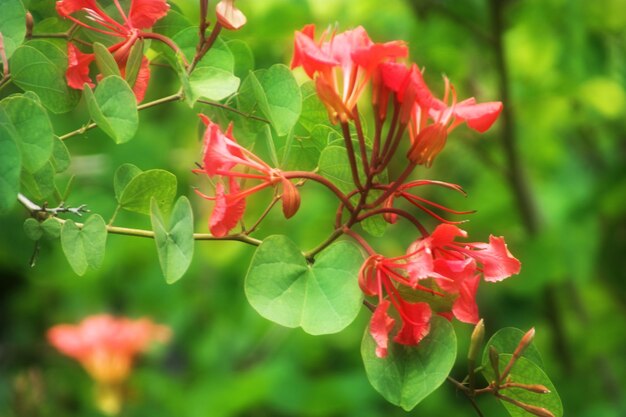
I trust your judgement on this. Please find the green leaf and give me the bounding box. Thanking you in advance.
[152,9,191,38]
[21,160,55,199]
[93,42,122,78]
[10,40,81,113]
[150,196,194,284]
[298,81,333,132]
[23,218,43,240]
[168,27,239,103]
[245,235,364,335]
[248,65,302,136]
[0,94,53,173]
[117,169,177,215]
[0,109,21,212]
[486,355,563,417]
[61,215,107,276]
[114,163,143,200]
[125,39,144,87]
[361,316,457,411]
[41,217,61,239]
[51,136,70,173]
[226,39,254,81]
[84,76,139,144]
[482,328,544,370]
[318,145,365,193]
[0,0,26,60]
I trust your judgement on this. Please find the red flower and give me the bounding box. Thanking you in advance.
[194,116,301,236]
[48,314,170,384]
[291,25,407,123]
[360,224,520,356]
[378,63,502,166]
[56,0,171,101]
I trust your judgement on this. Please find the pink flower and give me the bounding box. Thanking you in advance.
[56,0,171,101]
[291,25,407,123]
[48,314,170,384]
[216,0,246,30]
[194,116,301,236]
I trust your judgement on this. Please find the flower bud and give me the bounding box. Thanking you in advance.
[467,319,485,363]
[216,0,247,30]
[407,123,447,167]
[489,345,501,383]
[25,12,34,39]
[281,178,300,219]
[504,382,551,394]
[497,393,555,417]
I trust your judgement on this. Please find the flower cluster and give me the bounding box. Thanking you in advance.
[193,116,300,237]
[360,224,520,358]
[291,24,502,166]
[56,0,171,102]
[48,314,170,384]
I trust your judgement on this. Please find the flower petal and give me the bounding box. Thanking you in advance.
[209,178,246,237]
[128,0,169,29]
[216,0,247,31]
[393,300,432,346]
[470,235,521,282]
[370,300,396,358]
[130,56,151,102]
[55,0,98,18]
[453,101,503,133]
[66,43,95,90]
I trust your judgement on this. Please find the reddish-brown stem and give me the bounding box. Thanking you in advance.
[197,0,210,46]
[189,22,222,73]
[142,32,189,66]
[371,104,385,169]
[366,161,416,208]
[282,171,355,211]
[378,122,408,173]
[357,207,428,237]
[378,100,400,169]
[340,121,364,191]
[352,105,370,176]
[343,228,376,256]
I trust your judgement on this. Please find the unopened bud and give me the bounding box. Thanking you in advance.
[407,123,448,167]
[503,382,551,394]
[489,345,501,383]
[216,0,247,30]
[497,393,555,417]
[467,319,485,363]
[281,178,300,219]
[501,327,536,380]
[26,12,34,39]
[382,196,397,224]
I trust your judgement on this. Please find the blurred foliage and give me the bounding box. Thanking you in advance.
[2,0,626,416]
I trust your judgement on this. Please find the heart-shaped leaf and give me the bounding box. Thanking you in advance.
[10,40,81,113]
[117,169,177,215]
[361,316,457,411]
[245,235,364,335]
[0,0,26,60]
[0,108,21,212]
[0,94,53,173]
[84,75,138,144]
[150,196,194,284]
[61,214,107,276]
[114,163,142,200]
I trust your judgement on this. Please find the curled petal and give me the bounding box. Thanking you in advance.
[370,300,396,358]
[470,235,521,282]
[315,76,352,123]
[452,274,480,324]
[66,43,95,90]
[407,122,448,167]
[129,0,170,29]
[393,300,431,346]
[352,40,407,74]
[216,0,247,31]
[199,116,247,177]
[430,223,467,246]
[291,26,338,78]
[453,101,503,133]
[209,179,246,237]
[358,256,380,296]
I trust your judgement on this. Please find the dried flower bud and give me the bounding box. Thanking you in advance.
[497,393,555,417]
[504,382,551,394]
[407,123,448,167]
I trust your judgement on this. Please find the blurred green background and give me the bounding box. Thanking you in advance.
[2,0,626,415]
